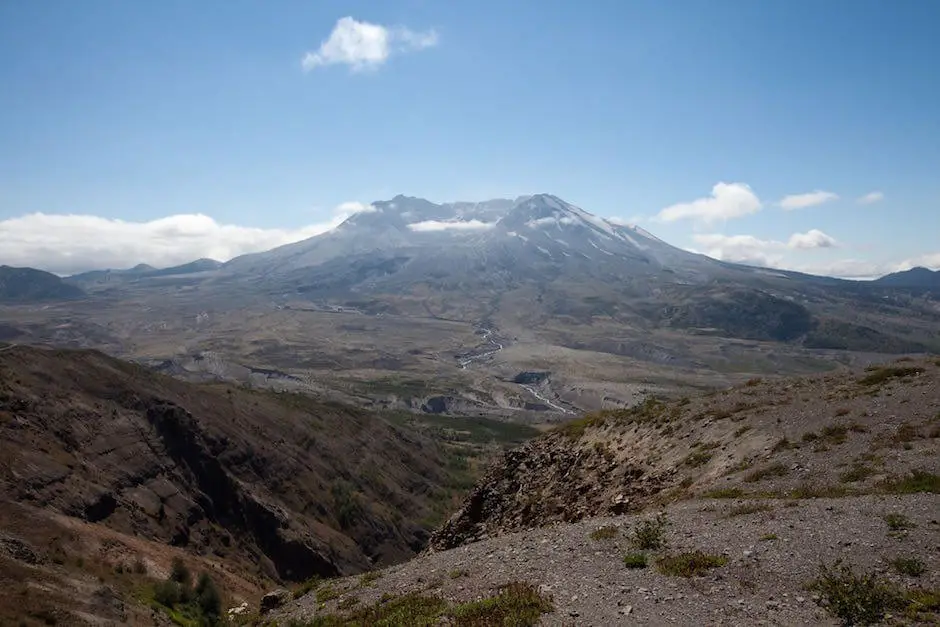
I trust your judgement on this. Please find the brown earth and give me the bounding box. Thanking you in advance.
[0,345,484,624]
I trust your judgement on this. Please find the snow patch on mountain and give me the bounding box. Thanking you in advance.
[407,220,496,232]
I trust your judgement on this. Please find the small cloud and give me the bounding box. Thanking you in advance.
[332,201,377,216]
[857,191,884,205]
[779,190,839,210]
[787,229,838,250]
[407,220,495,232]
[655,182,761,224]
[607,215,647,226]
[302,16,438,72]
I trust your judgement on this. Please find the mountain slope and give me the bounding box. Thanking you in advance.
[272,358,940,625]
[876,266,940,289]
[0,344,509,625]
[0,265,85,302]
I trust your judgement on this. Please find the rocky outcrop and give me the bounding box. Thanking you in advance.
[430,430,672,550]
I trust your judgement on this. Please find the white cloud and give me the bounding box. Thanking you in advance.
[332,201,376,216]
[301,16,438,72]
[655,182,761,224]
[787,229,838,249]
[407,219,495,232]
[606,215,647,226]
[857,191,884,205]
[693,229,838,265]
[0,203,370,275]
[779,190,839,210]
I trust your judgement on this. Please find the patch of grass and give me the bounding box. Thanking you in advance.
[450,582,554,626]
[338,596,360,610]
[733,425,752,438]
[554,414,606,440]
[839,463,875,483]
[834,407,851,417]
[810,562,903,625]
[771,437,792,453]
[745,378,762,387]
[683,450,713,468]
[884,513,916,531]
[892,557,926,577]
[656,551,728,577]
[703,487,745,499]
[891,422,921,445]
[448,569,469,579]
[802,431,819,443]
[150,567,221,627]
[630,513,668,550]
[744,462,789,483]
[589,525,620,541]
[725,502,773,518]
[759,533,778,541]
[819,424,849,445]
[858,366,925,387]
[881,470,940,494]
[317,584,340,604]
[788,483,852,499]
[294,576,322,599]
[359,571,382,588]
[622,553,648,569]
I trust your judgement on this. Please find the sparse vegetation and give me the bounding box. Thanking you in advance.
[744,462,788,483]
[858,365,925,387]
[656,551,728,577]
[771,437,792,453]
[359,571,382,588]
[733,425,752,438]
[317,584,340,604]
[683,450,713,468]
[884,513,916,531]
[589,525,619,541]
[892,557,926,577]
[307,582,554,626]
[704,487,745,499]
[448,569,469,579]
[810,562,902,625]
[759,533,778,541]
[151,561,221,626]
[294,576,322,599]
[881,470,940,494]
[788,483,852,499]
[725,502,773,518]
[630,513,668,550]
[839,463,875,483]
[623,552,648,569]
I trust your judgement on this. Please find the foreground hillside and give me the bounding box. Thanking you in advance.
[0,346,526,625]
[274,358,940,625]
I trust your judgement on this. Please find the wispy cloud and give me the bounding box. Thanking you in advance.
[301,17,438,72]
[857,191,885,205]
[407,219,495,232]
[779,190,839,210]
[655,182,762,224]
[0,203,372,275]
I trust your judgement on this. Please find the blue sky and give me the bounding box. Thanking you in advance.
[1,0,938,276]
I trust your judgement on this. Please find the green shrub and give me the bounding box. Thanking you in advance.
[858,366,925,386]
[589,525,619,541]
[622,553,648,569]
[881,470,940,494]
[809,562,903,625]
[891,557,926,577]
[194,573,221,623]
[450,582,553,626]
[744,463,789,483]
[725,503,772,518]
[839,463,874,483]
[884,513,916,531]
[704,487,744,499]
[630,513,668,550]
[683,451,713,468]
[656,551,728,577]
[169,557,191,586]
